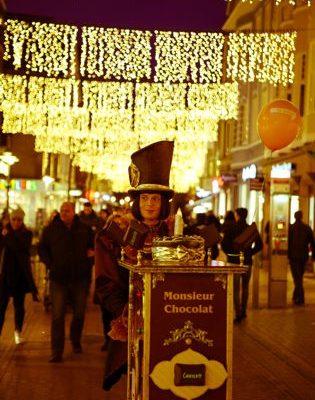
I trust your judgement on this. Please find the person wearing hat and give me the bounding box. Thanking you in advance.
[79,201,103,234]
[95,140,174,391]
[0,207,39,344]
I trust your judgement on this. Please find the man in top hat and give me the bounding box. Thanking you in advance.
[94,141,174,391]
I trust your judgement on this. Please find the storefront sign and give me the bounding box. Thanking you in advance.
[221,174,237,183]
[242,164,257,181]
[271,163,294,179]
[10,180,38,191]
[149,273,228,400]
[250,177,264,191]
[270,178,290,194]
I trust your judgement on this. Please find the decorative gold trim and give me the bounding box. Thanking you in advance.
[142,272,151,400]
[127,272,134,400]
[164,320,213,347]
[214,274,227,290]
[152,272,165,288]
[129,161,140,187]
[226,273,233,400]
[137,250,143,266]
[119,259,248,275]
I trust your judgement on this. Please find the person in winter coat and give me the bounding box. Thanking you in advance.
[79,202,103,234]
[95,141,174,391]
[0,207,39,344]
[288,210,315,305]
[221,207,263,322]
[38,201,95,362]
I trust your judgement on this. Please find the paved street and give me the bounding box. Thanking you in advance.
[0,262,315,400]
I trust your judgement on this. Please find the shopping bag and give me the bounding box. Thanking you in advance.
[233,222,260,252]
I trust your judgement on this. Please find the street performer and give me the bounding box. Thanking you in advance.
[95,141,174,391]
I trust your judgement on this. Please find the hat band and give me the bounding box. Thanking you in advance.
[130,183,173,192]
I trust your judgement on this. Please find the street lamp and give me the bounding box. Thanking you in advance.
[42,174,55,217]
[0,151,19,210]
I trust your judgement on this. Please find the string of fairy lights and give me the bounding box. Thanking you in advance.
[0,18,298,192]
[0,74,238,191]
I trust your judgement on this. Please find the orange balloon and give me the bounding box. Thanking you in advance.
[257,99,301,151]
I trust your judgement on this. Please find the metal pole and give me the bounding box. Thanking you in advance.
[6,169,10,211]
[67,157,72,201]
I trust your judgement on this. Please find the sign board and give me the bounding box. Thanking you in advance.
[242,164,256,181]
[270,178,290,194]
[149,273,229,400]
[249,177,264,191]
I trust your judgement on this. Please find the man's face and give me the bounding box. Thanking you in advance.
[83,206,92,215]
[10,216,23,230]
[60,203,75,226]
[139,193,162,223]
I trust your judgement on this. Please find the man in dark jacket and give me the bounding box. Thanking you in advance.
[79,202,103,233]
[38,202,94,362]
[221,207,263,322]
[288,210,315,305]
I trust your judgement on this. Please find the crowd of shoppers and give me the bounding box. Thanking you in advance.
[1,191,315,395]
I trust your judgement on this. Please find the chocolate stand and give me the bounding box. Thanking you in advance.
[119,255,246,400]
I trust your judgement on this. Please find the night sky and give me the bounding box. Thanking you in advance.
[6,0,227,31]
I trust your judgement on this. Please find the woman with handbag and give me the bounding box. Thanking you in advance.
[0,207,39,344]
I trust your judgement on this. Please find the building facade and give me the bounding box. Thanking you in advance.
[217,0,315,237]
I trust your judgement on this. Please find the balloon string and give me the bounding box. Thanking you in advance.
[251,148,273,224]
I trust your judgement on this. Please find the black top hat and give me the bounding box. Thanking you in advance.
[128,141,174,199]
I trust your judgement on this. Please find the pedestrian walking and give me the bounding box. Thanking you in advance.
[288,210,315,305]
[79,201,103,233]
[38,201,95,362]
[0,207,39,344]
[221,207,263,322]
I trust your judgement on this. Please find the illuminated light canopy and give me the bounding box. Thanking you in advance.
[134,83,238,139]
[154,31,224,83]
[0,72,234,192]
[187,82,239,120]
[1,16,299,192]
[28,76,77,108]
[0,74,27,103]
[82,81,134,111]
[80,27,152,81]
[3,19,296,86]
[82,80,134,140]
[226,32,297,86]
[4,19,77,77]
[1,102,27,134]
